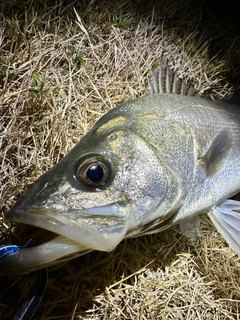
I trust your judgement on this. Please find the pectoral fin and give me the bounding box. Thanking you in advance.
[208,200,240,253]
[201,130,232,177]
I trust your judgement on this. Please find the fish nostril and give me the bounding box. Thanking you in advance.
[47,180,56,187]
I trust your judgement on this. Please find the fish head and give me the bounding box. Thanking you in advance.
[3,112,169,272]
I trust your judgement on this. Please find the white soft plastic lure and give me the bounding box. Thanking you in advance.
[2,60,240,274]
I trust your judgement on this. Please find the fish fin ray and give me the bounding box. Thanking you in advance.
[208,200,240,253]
[201,129,232,177]
[148,57,198,96]
[180,215,200,241]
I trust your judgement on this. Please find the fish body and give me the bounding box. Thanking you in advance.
[2,62,240,273]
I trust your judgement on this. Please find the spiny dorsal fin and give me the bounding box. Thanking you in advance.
[201,130,232,177]
[148,58,199,96]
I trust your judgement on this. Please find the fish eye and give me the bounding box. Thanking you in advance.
[75,156,112,188]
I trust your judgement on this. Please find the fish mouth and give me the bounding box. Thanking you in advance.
[1,205,128,274]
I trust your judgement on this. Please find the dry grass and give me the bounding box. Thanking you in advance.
[1,0,240,319]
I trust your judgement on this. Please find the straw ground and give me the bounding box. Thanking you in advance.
[1,0,240,319]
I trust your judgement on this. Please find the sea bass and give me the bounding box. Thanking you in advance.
[2,60,240,274]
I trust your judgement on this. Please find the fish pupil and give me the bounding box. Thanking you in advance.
[86,164,104,183]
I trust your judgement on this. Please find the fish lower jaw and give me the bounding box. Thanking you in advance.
[0,233,91,274]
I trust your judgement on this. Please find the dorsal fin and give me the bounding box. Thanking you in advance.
[148,58,199,96]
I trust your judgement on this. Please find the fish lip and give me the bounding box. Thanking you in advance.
[0,235,92,274]
[6,204,128,252]
[2,205,128,273]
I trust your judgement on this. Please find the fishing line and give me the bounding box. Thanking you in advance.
[0,244,48,320]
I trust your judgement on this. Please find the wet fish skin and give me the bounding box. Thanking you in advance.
[2,62,240,273]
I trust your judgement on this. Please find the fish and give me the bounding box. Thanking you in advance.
[1,59,240,274]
